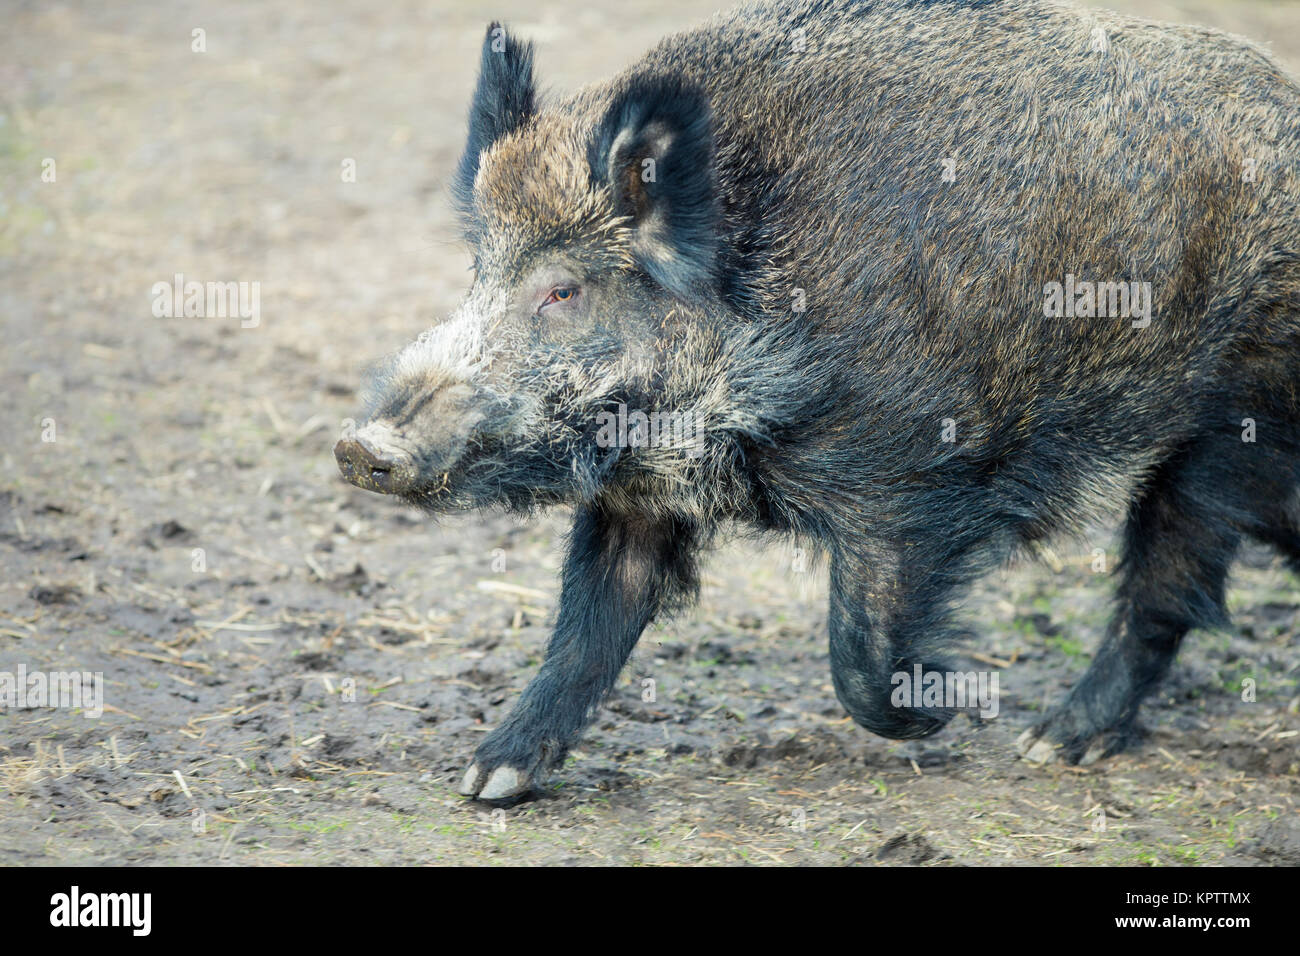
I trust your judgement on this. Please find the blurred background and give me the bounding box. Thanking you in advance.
[1,1,1297,865]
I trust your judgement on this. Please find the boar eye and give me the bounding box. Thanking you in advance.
[540,286,579,310]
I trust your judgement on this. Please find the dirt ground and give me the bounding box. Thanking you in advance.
[2,0,1299,866]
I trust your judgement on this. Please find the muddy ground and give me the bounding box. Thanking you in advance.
[2,0,1299,866]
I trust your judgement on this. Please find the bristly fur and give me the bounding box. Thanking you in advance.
[345,0,1300,800]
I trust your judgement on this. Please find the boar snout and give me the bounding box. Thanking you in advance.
[334,427,417,495]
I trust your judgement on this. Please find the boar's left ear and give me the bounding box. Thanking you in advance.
[452,22,537,220]
[590,75,719,303]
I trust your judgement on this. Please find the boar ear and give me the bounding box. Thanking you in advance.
[590,75,719,303]
[452,23,537,218]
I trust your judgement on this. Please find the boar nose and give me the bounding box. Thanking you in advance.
[334,436,412,494]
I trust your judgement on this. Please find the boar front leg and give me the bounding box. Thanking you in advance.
[827,544,961,740]
[459,504,698,802]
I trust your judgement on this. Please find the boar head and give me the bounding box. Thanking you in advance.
[335,23,735,514]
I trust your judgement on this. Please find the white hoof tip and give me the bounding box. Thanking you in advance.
[477,766,528,801]
[1017,733,1058,765]
[1079,741,1108,766]
[1014,728,1038,756]
[458,764,484,796]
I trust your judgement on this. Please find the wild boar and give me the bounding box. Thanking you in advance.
[335,0,1300,801]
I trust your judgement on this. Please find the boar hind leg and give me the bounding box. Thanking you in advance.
[1246,488,1300,574]
[1019,438,1254,765]
[827,546,962,741]
[458,505,697,802]
[1235,380,1300,572]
